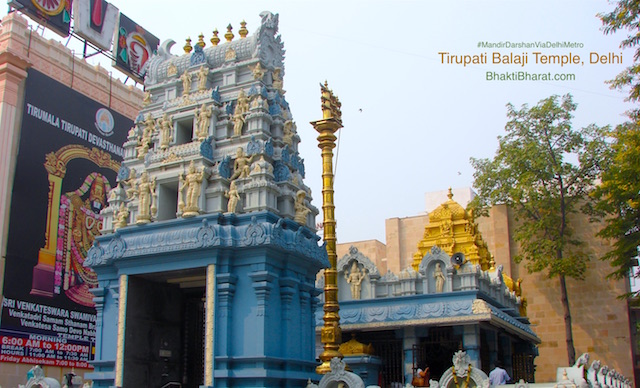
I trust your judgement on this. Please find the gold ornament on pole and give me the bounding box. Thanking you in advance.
[312,81,343,374]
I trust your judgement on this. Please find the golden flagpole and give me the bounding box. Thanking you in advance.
[312,81,344,374]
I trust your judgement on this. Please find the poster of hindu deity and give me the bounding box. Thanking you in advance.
[112,11,159,84]
[0,69,132,367]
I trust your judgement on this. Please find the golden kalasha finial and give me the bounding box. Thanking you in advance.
[320,81,342,123]
[210,29,220,46]
[447,187,453,200]
[197,33,206,48]
[184,37,193,53]
[239,20,248,38]
[225,24,234,42]
[489,254,496,270]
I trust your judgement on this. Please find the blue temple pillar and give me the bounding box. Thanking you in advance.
[462,325,481,368]
[215,252,237,365]
[85,277,122,387]
[403,326,418,384]
[202,264,216,388]
[486,328,498,369]
[499,334,514,377]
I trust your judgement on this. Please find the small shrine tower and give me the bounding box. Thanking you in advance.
[412,188,492,270]
[85,12,328,387]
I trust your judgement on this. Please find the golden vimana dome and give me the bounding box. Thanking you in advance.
[411,188,491,271]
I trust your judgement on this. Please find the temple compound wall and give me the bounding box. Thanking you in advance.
[0,12,142,388]
[337,192,634,384]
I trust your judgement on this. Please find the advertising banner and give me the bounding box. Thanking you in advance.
[72,0,120,51]
[112,12,159,84]
[0,69,132,368]
[7,0,72,37]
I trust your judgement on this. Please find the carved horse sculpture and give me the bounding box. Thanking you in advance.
[19,365,61,388]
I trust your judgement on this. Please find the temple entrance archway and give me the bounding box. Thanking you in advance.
[414,326,463,381]
[122,270,206,388]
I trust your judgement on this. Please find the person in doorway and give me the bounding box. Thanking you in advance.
[411,366,430,387]
[489,361,510,386]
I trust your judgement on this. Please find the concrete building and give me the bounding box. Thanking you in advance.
[0,11,142,387]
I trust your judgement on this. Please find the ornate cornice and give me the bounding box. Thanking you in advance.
[85,212,328,268]
[315,294,539,343]
[334,300,474,326]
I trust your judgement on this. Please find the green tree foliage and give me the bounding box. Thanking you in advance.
[599,1,640,112]
[469,94,607,366]
[592,122,640,286]
[596,2,640,291]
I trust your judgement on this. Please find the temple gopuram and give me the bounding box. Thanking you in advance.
[85,12,328,388]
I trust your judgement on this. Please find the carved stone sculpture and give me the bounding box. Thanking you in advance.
[230,147,254,180]
[180,70,192,96]
[179,161,204,217]
[294,190,311,225]
[574,353,589,368]
[434,262,445,293]
[232,89,249,137]
[197,65,209,91]
[317,357,364,388]
[587,360,601,387]
[283,120,296,146]
[251,62,265,80]
[345,261,366,299]
[233,112,245,138]
[250,95,263,110]
[114,203,129,230]
[121,168,137,200]
[136,171,156,224]
[142,91,151,106]
[225,181,241,213]
[272,67,283,91]
[598,365,609,387]
[158,114,173,150]
[136,114,155,159]
[196,104,212,140]
[22,365,61,388]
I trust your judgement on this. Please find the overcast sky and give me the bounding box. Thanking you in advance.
[7,1,634,244]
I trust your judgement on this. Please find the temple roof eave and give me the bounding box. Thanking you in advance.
[319,313,539,345]
[316,292,539,344]
[86,211,328,271]
[488,314,541,344]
